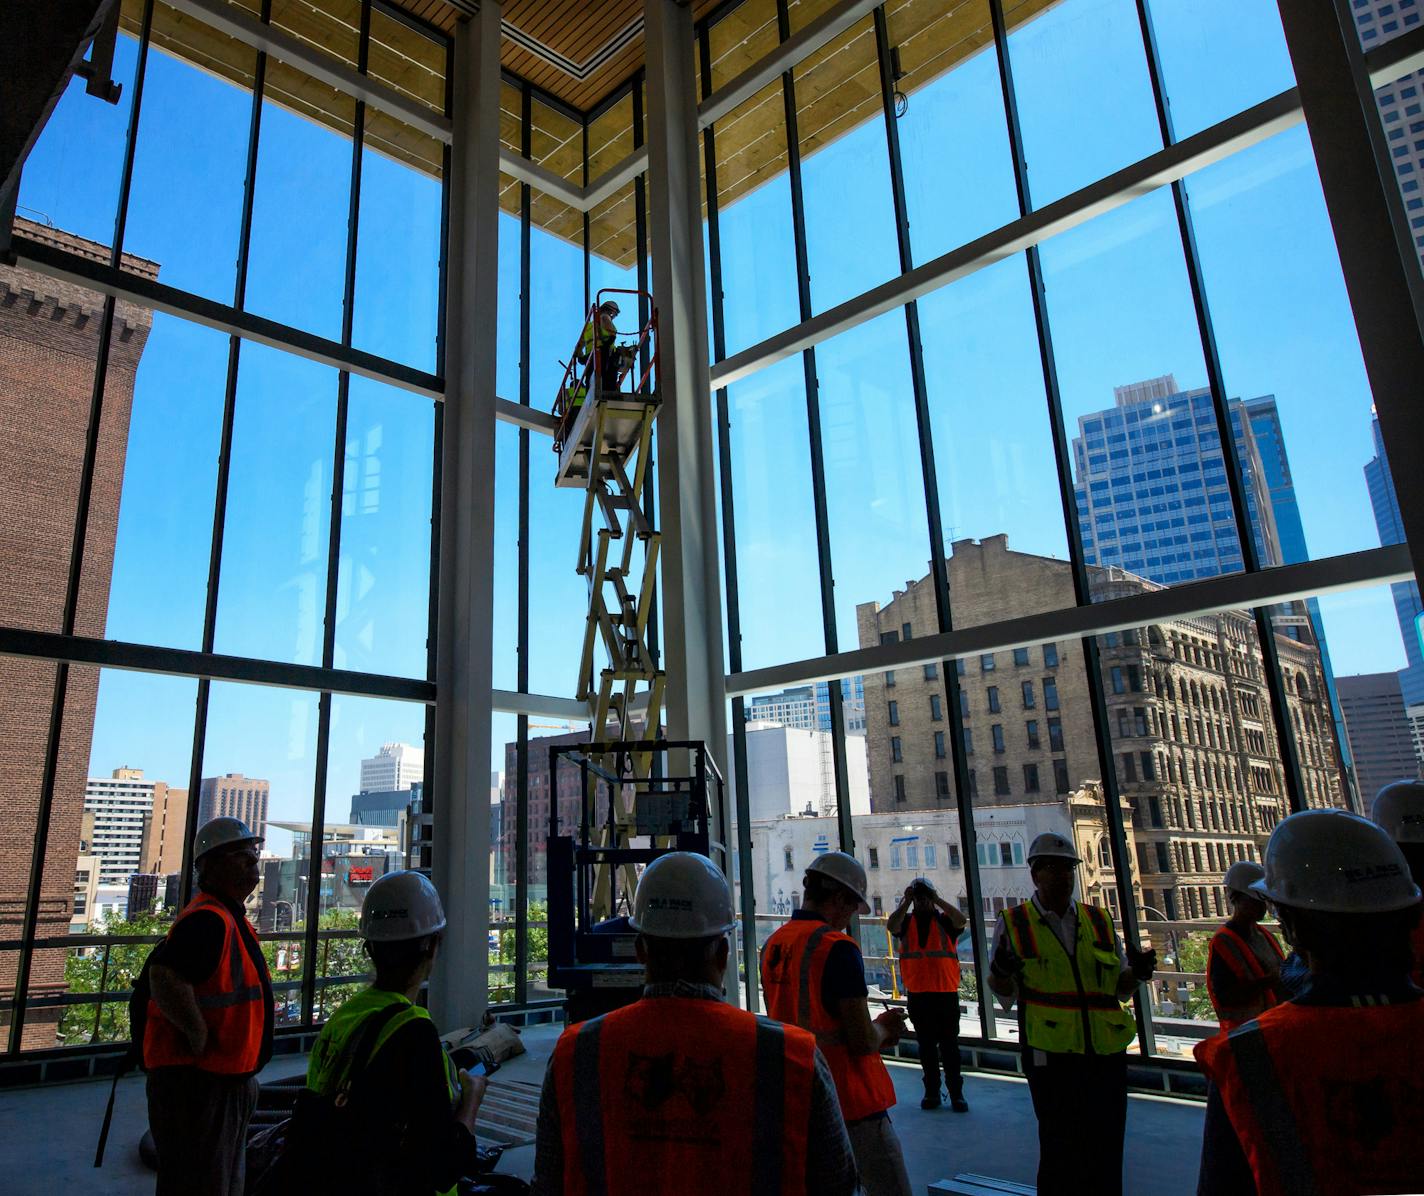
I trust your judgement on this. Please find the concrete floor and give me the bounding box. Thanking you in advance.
[0,1025,1205,1194]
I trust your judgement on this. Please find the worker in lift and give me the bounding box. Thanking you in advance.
[576,299,620,395]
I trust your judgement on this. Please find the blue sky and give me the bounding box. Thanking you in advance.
[14,0,1412,857]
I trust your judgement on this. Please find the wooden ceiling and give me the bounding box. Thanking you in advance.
[388,0,724,112]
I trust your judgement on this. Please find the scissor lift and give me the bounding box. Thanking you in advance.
[550,289,665,920]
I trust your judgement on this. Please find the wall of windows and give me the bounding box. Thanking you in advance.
[707,0,1423,1072]
[2,0,446,1063]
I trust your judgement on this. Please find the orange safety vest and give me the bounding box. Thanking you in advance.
[143,892,269,1075]
[550,996,815,1196]
[1205,923,1285,1031]
[760,918,897,1122]
[898,914,962,994]
[1196,1000,1424,1196]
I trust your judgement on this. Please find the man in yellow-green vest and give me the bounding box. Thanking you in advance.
[302,871,487,1195]
[987,832,1155,1196]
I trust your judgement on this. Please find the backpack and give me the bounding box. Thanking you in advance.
[248,1002,406,1195]
[93,947,158,1167]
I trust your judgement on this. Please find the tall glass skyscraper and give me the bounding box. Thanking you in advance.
[1073,376,1282,583]
[1365,414,1424,707]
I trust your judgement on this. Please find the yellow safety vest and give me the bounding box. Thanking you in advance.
[307,987,460,1196]
[1003,901,1136,1056]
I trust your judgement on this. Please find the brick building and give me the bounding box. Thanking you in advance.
[196,773,271,843]
[141,778,191,876]
[498,729,589,889]
[857,536,1345,933]
[0,219,155,1046]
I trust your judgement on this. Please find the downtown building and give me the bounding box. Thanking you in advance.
[745,678,866,733]
[0,221,155,1045]
[1337,673,1421,804]
[1365,413,1424,712]
[196,773,271,843]
[857,536,1343,928]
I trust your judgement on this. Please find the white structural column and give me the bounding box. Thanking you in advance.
[430,1,502,1029]
[642,3,729,778]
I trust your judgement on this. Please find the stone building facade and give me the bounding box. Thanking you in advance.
[0,219,156,1046]
[857,536,1345,940]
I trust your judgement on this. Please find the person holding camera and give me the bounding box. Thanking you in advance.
[986,833,1154,1196]
[886,877,969,1111]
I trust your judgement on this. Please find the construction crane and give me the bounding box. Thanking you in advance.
[550,289,664,920]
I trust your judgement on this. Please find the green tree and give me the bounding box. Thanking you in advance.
[57,911,172,1046]
[1169,930,1216,1020]
[490,902,549,1003]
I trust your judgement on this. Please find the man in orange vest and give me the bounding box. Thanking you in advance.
[532,851,856,1196]
[760,852,912,1196]
[1373,779,1424,986]
[1205,860,1286,1031]
[143,817,273,1196]
[887,876,969,1111]
[1195,809,1423,1196]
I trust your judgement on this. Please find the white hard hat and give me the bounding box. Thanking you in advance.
[1251,809,1422,914]
[910,876,936,894]
[1027,832,1081,864]
[1372,780,1424,845]
[359,870,447,941]
[805,851,870,914]
[630,852,736,939]
[1223,860,1266,896]
[194,817,261,861]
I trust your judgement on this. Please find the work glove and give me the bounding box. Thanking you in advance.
[1126,944,1157,981]
[990,933,1024,981]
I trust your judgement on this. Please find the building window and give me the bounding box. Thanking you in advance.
[1148,795,1163,828]
[967,769,978,798]
[993,766,1011,796]
[987,685,1001,713]
[872,895,884,915]
[1111,666,1125,694]
[894,774,906,803]
[934,731,946,759]
[888,700,900,726]
[886,669,896,689]
[1026,719,1040,749]
[959,690,969,717]
[1155,842,1171,873]
[1053,758,1070,794]
[1044,679,1059,710]
[1044,643,1059,667]
[784,848,794,872]
[956,658,966,676]
[1134,707,1148,736]
[981,653,996,672]
[1141,751,1156,781]
[999,842,1014,865]
[891,845,903,869]
[923,662,938,680]
[992,724,1005,753]
[935,770,951,798]
[925,843,937,869]
[907,843,919,869]
[948,844,961,869]
[891,737,903,763]
[930,694,942,721]
[1121,752,1137,782]
[902,622,913,641]
[881,631,899,646]
[1023,763,1040,792]
[869,847,880,869]
[1014,647,1031,667]
[1022,680,1036,709]
[963,729,973,755]
[1048,718,1064,752]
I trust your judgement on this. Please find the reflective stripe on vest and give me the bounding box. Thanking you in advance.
[899,916,961,994]
[1206,924,1284,1031]
[142,893,267,1074]
[1196,1001,1424,1196]
[551,997,815,1196]
[760,919,897,1121]
[1003,901,1135,1056]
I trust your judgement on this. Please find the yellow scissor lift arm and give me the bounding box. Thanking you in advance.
[550,289,664,920]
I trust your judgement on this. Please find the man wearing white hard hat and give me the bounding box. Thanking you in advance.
[1373,779,1424,985]
[143,817,274,1195]
[760,851,912,1196]
[987,831,1153,1196]
[532,851,856,1195]
[1204,860,1286,1031]
[1195,809,1423,1196]
[292,870,486,1194]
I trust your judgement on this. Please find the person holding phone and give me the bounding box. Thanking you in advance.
[303,870,486,1196]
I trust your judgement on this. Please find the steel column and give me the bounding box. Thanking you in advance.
[430,1,501,1029]
[642,0,729,779]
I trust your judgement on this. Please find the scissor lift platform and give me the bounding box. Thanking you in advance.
[555,393,661,489]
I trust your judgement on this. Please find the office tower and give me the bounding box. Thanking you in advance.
[358,741,425,793]
[196,773,271,843]
[1365,414,1424,707]
[1337,673,1421,807]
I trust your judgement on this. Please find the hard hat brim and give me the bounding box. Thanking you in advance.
[361,913,448,942]
[195,832,262,861]
[1251,875,1423,913]
[629,918,737,940]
